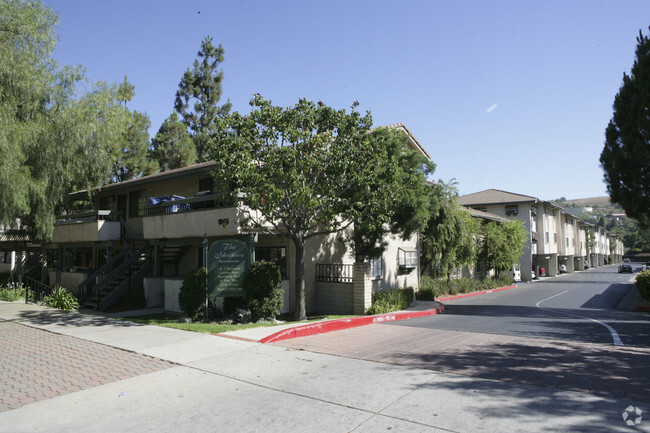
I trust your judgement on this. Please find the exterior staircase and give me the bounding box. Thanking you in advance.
[78,217,152,311]
[79,242,152,311]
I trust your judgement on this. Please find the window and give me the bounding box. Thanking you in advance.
[398,248,418,268]
[545,232,549,243]
[369,257,382,278]
[554,233,557,243]
[474,207,487,213]
[505,205,518,216]
[255,246,287,279]
[198,178,213,193]
[566,238,569,247]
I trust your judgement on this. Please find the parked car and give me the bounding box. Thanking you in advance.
[532,268,536,279]
[559,264,567,273]
[618,263,633,274]
[510,264,521,282]
[584,261,590,270]
[539,267,546,277]
[624,258,631,263]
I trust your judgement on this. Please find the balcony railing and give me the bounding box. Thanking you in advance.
[143,193,236,217]
[55,210,118,225]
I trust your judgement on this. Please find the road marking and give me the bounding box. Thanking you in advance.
[536,291,624,346]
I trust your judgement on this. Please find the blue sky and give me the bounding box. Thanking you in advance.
[43,0,650,201]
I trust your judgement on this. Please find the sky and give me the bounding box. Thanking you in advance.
[42,0,650,201]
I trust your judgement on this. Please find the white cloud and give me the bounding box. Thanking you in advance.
[486,103,498,114]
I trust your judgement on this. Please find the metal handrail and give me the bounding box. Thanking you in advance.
[94,243,151,309]
[24,277,56,304]
[77,245,133,301]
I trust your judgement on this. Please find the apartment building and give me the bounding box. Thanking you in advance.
[1,124,427,316]
[459,189,624,281]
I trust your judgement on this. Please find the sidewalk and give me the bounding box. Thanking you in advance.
[1,300,648,432]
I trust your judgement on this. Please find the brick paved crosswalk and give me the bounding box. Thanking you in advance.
[0,321,174,412]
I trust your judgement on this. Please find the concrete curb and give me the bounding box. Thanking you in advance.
[436,285,518,302]
[259,304,445,344]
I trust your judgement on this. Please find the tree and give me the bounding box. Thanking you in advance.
[345,126,433,261]
[175,36,231,161]
[111,110,156,182]
[150,112,197,172]
[211,95,424,320]
[600,28,650,228]
[111,76,155,182]
[420,181,478,278]
[0,0,125,241]
[479,219,527,274]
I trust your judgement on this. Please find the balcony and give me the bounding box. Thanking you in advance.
[141,193,250,239]
[52,210,121,244]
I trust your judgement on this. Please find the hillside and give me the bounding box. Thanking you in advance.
[563,196,612,207]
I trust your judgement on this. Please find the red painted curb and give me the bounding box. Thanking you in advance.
[259,305,445,344]
[436,285,518,302]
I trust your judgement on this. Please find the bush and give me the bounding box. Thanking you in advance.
[0,280,26,302]
[416,275,514,301]
[243,261,283,321]
[44,287,79,310]
[636,270,650,300]
[366,287,414,315]
[178,268,207,322]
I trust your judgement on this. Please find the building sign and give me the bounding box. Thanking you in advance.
[208,239,250,297]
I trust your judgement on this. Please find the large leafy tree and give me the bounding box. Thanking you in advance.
[211,95,426,320]
[346,126,433,261]
[150,112,197,172]
[479,219,527,274]
[600,28,650,228]
[0,0,125,240]
[174,36,231,162]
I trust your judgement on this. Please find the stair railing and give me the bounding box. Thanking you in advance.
[77,245,133,302]
[93,242,151,310]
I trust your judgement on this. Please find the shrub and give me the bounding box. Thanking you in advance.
[416,275,514,301]
[0,281,26,302]
[243,261,283,321]
[44,287,79,310]
[178,268,207,322]
[366,287,414,315]
[636,270,650,300]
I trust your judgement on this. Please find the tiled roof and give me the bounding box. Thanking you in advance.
[458,189,539,206]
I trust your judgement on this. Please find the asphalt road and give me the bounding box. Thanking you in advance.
[387,265,650,348]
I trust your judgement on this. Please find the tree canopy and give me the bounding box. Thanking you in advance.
[211,95,431,319]
[479,219,527,273]
[175,36,231,162]
[600,28,650,228]
[150,112,197,172]
[421,182,479,278]
[0,0,127,240]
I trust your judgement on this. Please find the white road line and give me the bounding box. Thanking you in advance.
[536,291,624,347]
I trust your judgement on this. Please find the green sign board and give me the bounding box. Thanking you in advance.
[208,239,250,297]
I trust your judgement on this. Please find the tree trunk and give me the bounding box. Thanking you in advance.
[293,239,306,320]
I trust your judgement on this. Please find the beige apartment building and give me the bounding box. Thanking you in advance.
[459,189,624,281]
[0,124,427,316]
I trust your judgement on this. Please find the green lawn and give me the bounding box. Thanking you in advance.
[118,313,356,334]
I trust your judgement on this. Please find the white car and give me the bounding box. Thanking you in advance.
[510,264,521,282]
